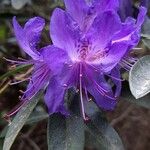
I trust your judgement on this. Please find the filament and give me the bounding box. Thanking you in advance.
[3,100,28,119]
[107,74,124,81]
[79,63,88,121]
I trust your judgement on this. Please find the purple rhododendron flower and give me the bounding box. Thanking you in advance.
[47,0,147,120]
[6,0,147,120]
[5,16,69,117]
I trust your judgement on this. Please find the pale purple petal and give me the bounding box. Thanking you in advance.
[50,8,80,58]
[13,16,45,60]
[92,0,119,13]
[88,42,128,73]
[87,11,122,50]
[112,7,147,49]
[64,0,88,30]
[41,45,71,75]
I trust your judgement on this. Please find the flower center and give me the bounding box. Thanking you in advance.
[77,40,89,61]
[77,40,108,63]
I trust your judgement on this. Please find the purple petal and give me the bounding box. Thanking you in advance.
[40,45,71,75]
[84,66,117,110]
[100,42,128,72]
[23,63,50,100]
[44,78,69,115]
[87,11,122,50]
[136,6,147,27]
[92,0,119,13]
[13,16,45,60]
[112,7,147,49]
[50,8,80,58]
[87,86,117,110]
[118,0,133,21]
[64,0,88,30]
[110,67,122,97]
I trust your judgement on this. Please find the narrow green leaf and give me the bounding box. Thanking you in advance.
[129,55,150,99]
[47,93,84,150]
[47,114,67,150]
[66,115,84,150]
[3,91,42,150]
[0,64,31,81]
[85,101,124,150]
[85,129,103,150]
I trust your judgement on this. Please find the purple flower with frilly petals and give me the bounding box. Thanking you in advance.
[6,0,147,120]
[5,16,69,117]
[46,0,147,120]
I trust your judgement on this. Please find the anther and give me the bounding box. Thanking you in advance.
[63,84,67,87]
[80,74,83,77]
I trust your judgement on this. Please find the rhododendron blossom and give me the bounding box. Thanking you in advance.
[6,0,147,120]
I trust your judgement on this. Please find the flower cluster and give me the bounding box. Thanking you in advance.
[7,0,147,120]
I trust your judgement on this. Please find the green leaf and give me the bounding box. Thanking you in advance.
[129,55,150,99]
[0,139,3,150]
[141,17,150,49]
[47,94,85,150]
[0,127,8,139]
[142,38,150,49]
[0,64,31,81]
[121,85,150,109]
[47,115,84,150]
[85,101,124,150]
[2,91,43,150]
[26,108,49,124]
[66,115,84,149]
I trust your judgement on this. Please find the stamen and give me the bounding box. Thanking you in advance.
[3,57,32,64]
[22,69,49,100]
[87,63,100,72]
[9,78,30,85]
[133,47,142,50]
[92,80,116,100]
[84,86,90,101]
[122,59,133,67]
[95,86,116,100]
[79,63,89,121]
[63,84,68,88]
[119,61,132,70]
[125,56,138,63]
[3,100,27,119]
[119,63,130,71]
[107,74,124,81]
[94,81,109,93]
